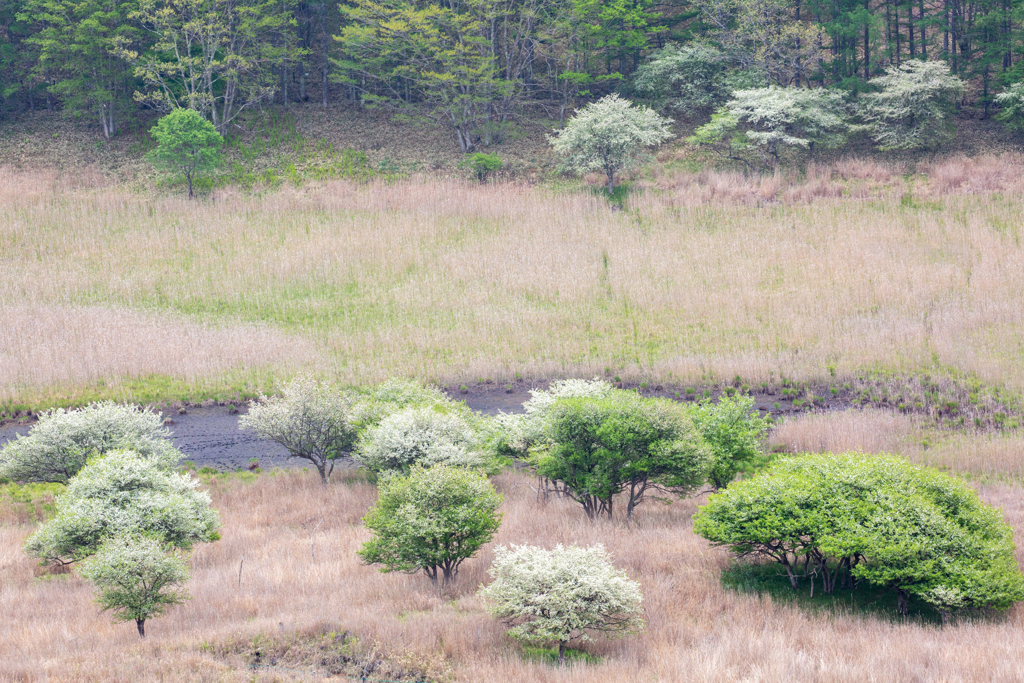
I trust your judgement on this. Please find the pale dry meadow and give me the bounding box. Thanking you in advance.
[3,416,1024,682]
[2,155,1024,405]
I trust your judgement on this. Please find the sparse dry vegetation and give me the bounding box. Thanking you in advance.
[3,450,1024,682]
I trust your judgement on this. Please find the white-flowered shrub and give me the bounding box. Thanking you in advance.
[0,402,181,484]
[355,406,488,475]
[479,544,644,663]
[24,449,220,564]
[861,61,965,151]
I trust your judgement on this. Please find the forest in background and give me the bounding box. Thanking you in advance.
[1,0,1022,151]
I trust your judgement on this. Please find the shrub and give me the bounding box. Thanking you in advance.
[633,43,764,114]
[688,395,771,490]
[358,466,502,587]
[465,152,503,183]
[24,449,220,565]
[479,544,644,665]
[348,378,453,434]
[693,452,1024,618]
[689,86,849,169]
[995,82,1024,132]
[240,376,358,484]
[0,402,181,484]
[147,108,224,199]
[860,61,965,151]
[80,535,190,637]
[549,94,674,194]
[354,406,491,476]
[538,393,710,520]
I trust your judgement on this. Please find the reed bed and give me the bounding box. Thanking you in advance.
[3,159,1024,403]
[2,464,1023,682]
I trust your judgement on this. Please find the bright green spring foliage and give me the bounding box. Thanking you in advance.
[24,449,220,564]
[996,82,1024,131]
[860,61,966,151]
[694,452,1024,619]
[79,535,190,637]
[0,401,181,484]
[479,543,644,665]
[358,465,502,587]
[549,94,673,194]
[538,392,710,520]
[688,394,770,491]
[146,108,223,198]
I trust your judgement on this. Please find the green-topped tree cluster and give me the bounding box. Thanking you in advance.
[694,452,1024,621]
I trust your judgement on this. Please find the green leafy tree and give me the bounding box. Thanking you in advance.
[147,108,223,198]
[358,465,502,587]
[24,449,220,565]
[240,375,358,484]
[860,61,965,151]
[689,86,849,169]
[0,402,181,484]
[479,543,644,665]
[538,393,710,520]
[465,152,502,183]
[19,0,142,138]
[549,94,674,194]
[694,453,1024,617]
[688,395,771,490]
[79,535,190,637]
[118,0,290,135]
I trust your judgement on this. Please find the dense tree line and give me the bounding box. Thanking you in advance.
[1,0,1022,145]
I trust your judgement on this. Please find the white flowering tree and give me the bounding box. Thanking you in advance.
[240,376,359,484]
[0,402,181,484]
[24,449,220,565]
[354,406,489,476]
[549,95,674,194]
[861,61,965,151]
[358,466,502,587]
[689,86,849,169]
[480,544,644,664]
[80,535,190,637]
[996,82,1024,132]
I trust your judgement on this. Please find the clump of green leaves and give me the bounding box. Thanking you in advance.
[479,543,644,665]
[358,465,502,587]
[633,43,764,114]
[549,94,674,194]
[996,82,1024,132]
[694,452,1024,620]
[688,394,770,490]
[147,108,224,199]
[80,535,190,637]
[465,152,503,183]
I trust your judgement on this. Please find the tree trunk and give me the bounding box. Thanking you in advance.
[896,588,910,616]
[558,641,566,665]
[186,170,194,200]
[137,619,146,637]
[607,170,615,195]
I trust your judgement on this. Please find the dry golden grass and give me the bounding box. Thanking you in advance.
[3,158,1024,403]
[3,465,1024,682]
[769,409,918,455]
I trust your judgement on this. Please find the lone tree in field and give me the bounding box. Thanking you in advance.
[538,393,710,520]
[358,465,502,587]
[80,535,190,638]
[147,108,224,199]
[480,544,644,665]
[0,402,181,484]
[240,376,359,484]
[549,94,674,194]
[24,449,220,565]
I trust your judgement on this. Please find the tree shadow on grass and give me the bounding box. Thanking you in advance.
[720,560,999,626]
